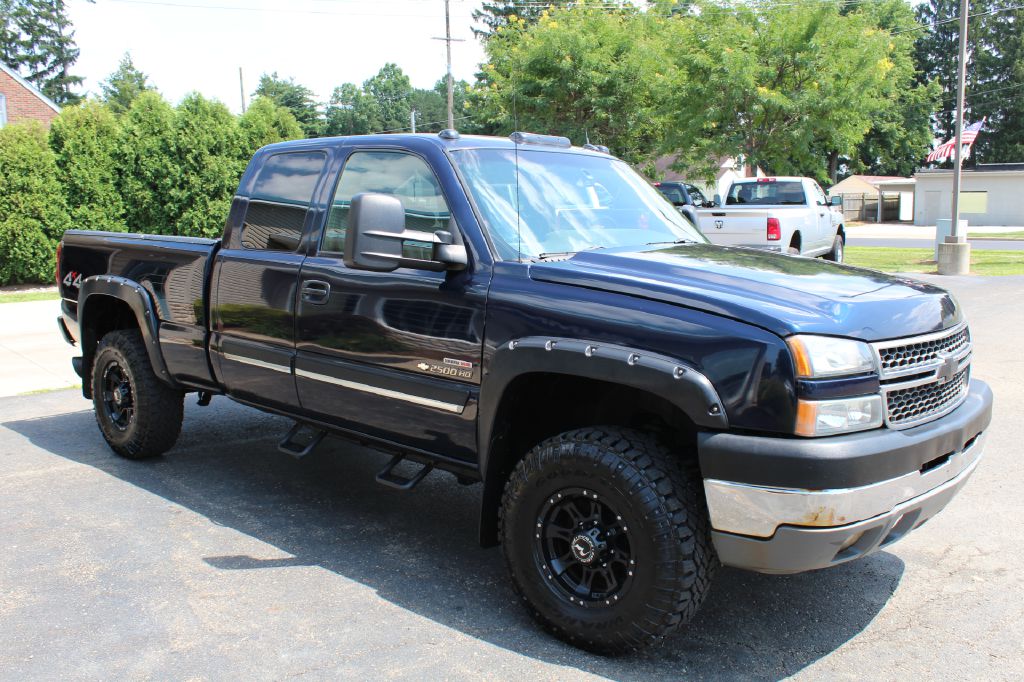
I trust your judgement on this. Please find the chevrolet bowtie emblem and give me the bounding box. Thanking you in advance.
[416,363,430,371]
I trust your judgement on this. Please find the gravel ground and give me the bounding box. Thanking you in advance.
[1,274,1021,680]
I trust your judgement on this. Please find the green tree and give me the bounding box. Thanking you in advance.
[476,5,672,164]
[0,121,70,284]
[238,96,303,151]
[967,1,1024,162]
[0,0,86,105]
[253,72,320,137]
[49,100,127,232]
[363,63,413,133]
[472,0,566,38]
[664,0,902,182]
[117,90,178,234]
[410,86,446,131]
[323,82,381,136]
[168,93,246,238]
[100,52,152,114]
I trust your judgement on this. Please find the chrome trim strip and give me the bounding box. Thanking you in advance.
[703,431,986,538]
[295,368,466,414]
[222,352,292,374]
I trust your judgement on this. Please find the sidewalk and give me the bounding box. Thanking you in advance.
[0,299,79,397]
[846,223,1024,239]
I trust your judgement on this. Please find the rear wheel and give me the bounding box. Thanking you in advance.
[824,233,845,262]
[499,427,716,654]
[92,329,184,459]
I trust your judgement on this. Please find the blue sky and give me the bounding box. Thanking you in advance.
[68,0,489,114]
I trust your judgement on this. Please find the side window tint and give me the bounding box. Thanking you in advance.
[322,151,451,256]
[241,151,327,251]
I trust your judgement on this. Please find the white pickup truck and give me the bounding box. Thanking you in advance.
[696,176,845,262]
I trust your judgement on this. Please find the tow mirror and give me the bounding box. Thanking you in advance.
[344,193,468,273]
[830,195,842,207]
[713,194,722,207]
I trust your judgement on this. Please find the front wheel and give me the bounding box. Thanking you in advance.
[499,427,716,654]
[824,233,845,262]
[92,329,184,459]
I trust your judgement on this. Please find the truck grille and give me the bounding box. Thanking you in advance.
[872,323,972,429]
[877,325,970,374]
[886,367,970,426]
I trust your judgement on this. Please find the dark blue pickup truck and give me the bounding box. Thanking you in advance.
[56,131,992,654]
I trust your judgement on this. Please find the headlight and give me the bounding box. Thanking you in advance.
[787,335,875,378]
[795,395,884,437]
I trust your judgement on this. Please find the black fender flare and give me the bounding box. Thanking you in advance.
[78,275,179,397]
[476,336,728,545]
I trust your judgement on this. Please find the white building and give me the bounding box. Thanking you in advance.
[653,155,764,201]
[914,163,1024,226]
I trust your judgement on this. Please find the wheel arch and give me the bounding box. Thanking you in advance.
[476,337,728,546]
[79,275,178,398]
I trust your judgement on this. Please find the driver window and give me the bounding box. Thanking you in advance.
[322,151,452,256]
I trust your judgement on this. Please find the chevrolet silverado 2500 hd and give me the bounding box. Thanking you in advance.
[56,132,992,654]
[698,176,846,260]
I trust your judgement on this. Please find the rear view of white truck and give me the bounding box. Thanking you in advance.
[697,177,845,261]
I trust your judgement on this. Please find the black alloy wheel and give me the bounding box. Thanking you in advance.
[534,487,635,608]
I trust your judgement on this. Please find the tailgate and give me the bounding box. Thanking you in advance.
[697,209,768,246]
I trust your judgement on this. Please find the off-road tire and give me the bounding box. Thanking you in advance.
[824,233,845,262]
[91,329,184,459]
[499,427,717,655]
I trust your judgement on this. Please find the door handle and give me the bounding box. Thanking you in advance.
[818,212,826,217]
[301,280,331,304]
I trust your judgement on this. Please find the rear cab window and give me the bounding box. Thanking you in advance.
[726,180,806,206]
[241,151,328,251]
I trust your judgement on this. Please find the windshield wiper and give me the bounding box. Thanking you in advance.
[535,245,605,261]
[644,238,699,246]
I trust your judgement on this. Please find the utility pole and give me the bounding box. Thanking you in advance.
[433,0,465,130]
[410,109,417,133]
[939,0,971,275]
[239,67,246,114]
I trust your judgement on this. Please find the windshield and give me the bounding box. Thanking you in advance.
[450,149,706,260]
[726,180,806,206]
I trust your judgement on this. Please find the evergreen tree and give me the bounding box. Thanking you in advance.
[100,52,152,114]
[0,0,86,105]
[239,96,304,151]
[253,72,320,137]
[49,101,127,232]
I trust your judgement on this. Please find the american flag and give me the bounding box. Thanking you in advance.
[926,119,986,163]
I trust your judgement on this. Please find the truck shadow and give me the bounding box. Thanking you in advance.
[4,399,904,680]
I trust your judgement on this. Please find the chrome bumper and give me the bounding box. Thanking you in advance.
[705,432,986,574]
[704,431,986,539]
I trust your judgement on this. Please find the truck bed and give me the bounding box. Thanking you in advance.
[59,230,221,388]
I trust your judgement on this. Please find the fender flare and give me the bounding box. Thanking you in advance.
[78,275,179,396]
[476,336,728,545]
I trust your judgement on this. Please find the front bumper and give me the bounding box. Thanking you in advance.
[701,380,992,574]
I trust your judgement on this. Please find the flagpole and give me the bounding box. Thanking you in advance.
[950,0,970,240]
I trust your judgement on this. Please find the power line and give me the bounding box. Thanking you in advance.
[105,0,477,19]
[371,114,472,135]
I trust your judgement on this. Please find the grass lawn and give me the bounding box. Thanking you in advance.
[969,231,1024,240]
[846,247,1024,276]
[0,289,60,304]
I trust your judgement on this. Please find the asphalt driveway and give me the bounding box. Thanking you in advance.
[1,274,1022,680]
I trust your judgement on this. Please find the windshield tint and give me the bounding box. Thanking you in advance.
[726,181,806,206]
[450,149,705,260]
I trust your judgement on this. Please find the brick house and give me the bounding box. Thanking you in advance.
[0,61,61,128]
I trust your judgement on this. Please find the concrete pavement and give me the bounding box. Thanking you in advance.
[0,299,80,396]
[0,275,1022,679]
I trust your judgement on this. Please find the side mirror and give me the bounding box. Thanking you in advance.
[344,193,468,273]
[830,195,842,207]
[713,194,722,207]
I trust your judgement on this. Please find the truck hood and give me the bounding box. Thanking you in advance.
[528,244,961,341]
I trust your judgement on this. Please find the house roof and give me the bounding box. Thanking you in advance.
[0,61,61,113]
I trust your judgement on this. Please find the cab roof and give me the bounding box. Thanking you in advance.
[260,132,613,158]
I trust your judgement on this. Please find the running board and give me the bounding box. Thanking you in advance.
[375,453,434,491]
[277,422,326,459]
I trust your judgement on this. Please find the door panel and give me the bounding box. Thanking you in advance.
[294,149,485,461]
[211,150,329,409]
